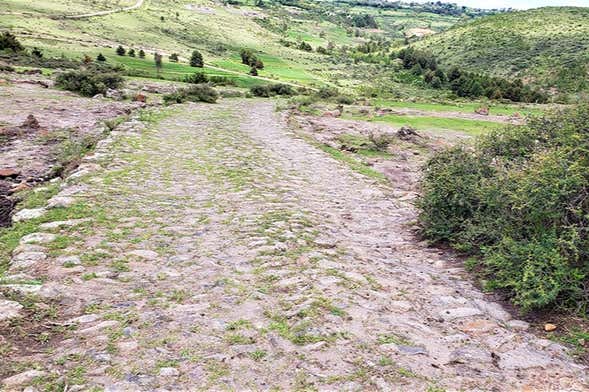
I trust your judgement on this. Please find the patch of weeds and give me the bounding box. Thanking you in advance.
[397,366,417,378]
[550,328,589,358]
[82,272,97,281]
[156,359,178,368]
[378,356,394,366]
[249,350,267,361]
[110,259,130,272]
[426,385,447,392]
[225,333,255,345]
[205,360,230,382]
[169,289,189,303]
[226,319,253,331]
[377,333,412,345]
[180,348,201,363]
[268,316,339,345]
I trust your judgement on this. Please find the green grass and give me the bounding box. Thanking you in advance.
[359,114,500,135]
[372,99,546,116]
[317,144,387,181]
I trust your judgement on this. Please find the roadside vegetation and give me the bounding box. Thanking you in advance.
[418,106,589,312]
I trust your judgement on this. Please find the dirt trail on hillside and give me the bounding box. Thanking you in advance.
[1,100,587,391]
[64,0,144,19]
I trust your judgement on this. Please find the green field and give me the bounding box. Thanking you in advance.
[351,113,501,135]
[372,99,546,116]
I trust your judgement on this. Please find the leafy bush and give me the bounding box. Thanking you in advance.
[250,83,296,97]
[0,31,23,52]
[163,84,219,104]
[184,72,208,84]
[55,69,124,97]
[417,107,589,311]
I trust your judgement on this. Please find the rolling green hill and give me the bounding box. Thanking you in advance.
[414,7,589,93]
[0,0,462,90]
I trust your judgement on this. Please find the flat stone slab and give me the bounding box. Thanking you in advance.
[11,251,47,269]
[12,208,46,222]
[0,299,24,322]
[127,249,159,260]
[47,196,76,209]
[2,370,47,388]
[499,347,553,370]
[20,233,57,245]
[439,307,483,321]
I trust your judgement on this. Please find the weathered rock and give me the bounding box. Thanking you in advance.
[57,255,82,266]
[67,314,101,325]
[0,168,20,178]
[127,249,159,260]
[38,282,66,300]
[507,320,530,331]
[133,93,147,103]
[75,320,120,336]
[1,284,41,295]
[2,370,46,388]
[439,307,483,321]
[12,208,46,222]
[544,323,557,332]
[105,89,123,100]
[11,251,47,269]
[20,232,56,245]
[449,346,493,365]
[460,319,498,334]
[473,299,512,322]
[20,114,41,129]
[0,299,23,322]
[475,106,490,116]
[498,347,553,370]
[39,218,89,230]
[47,196,76,209]
[159,367,180,377]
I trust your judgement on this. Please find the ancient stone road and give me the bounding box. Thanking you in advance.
[3,100,587,390]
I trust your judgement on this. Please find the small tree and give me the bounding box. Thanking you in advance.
[169,53,179,62]
[31,47,43,58]
[138,49,146,59]
[190,50,203,67]
[0,31,23,52]
[116,45,126,56]
[160,16,165,22]
[154,52,163,76]
[128,48,136,57]
[83,54,93,64]
[249,66,258,76]
[96,53,106,62]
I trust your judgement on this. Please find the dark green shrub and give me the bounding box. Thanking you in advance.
[55,69,124,97]
[417,107,589,311]
[0,31,23,52]
[190,50,203,67]
[163,84,219,104]
[250,83,296,97]
[250,85,270,97]
[184,72,208,84]
[116,45,126,56]
[208,75,236,86]
[96,53,106,62]
[268,83,295,96]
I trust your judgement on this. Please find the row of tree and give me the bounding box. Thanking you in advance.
[397,47,548,103]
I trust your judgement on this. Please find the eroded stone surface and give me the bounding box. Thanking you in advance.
[2,101,586,391]
[0,299,23,322]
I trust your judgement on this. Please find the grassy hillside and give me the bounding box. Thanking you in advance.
[415,7,589,94]
[0,0,461,89]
